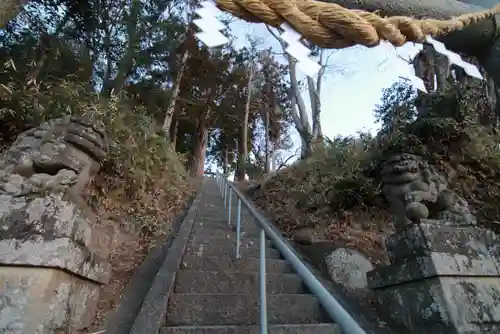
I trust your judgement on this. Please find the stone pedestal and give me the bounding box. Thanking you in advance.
[367,220,500,334]
[0,194,111,333]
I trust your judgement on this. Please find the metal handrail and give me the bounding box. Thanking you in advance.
[215,173,367,334]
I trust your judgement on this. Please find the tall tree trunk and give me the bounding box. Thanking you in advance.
[288,58,314,159]
[27,12,70,83]
[235,130,246,180]
[162,0,195,137]
[170,117,179,149]
[162,47,190,135]
[310,50,325,143]
[264,110,270,173]
[191,116,208,177]
[191,86,214,177]
[237,64,255,181]
[267,26,321,159]
[223,146,228,175]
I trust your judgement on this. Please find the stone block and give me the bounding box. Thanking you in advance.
[384,220,500,263]
[0,193,111,283]
[0,267,100,333]
[368,221,500,333]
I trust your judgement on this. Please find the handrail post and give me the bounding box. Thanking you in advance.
[259,228,268,334]
[236,198,241,259]
[224,182,228,206]
[228,188,232,226]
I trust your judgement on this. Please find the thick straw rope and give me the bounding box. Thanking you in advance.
[215,0,500,48]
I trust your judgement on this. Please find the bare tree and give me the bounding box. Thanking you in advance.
[237,62,255,177]
[266,26,337,158]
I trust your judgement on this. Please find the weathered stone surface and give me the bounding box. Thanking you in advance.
[368,222,500,333]
[325,248,374,291]
[0,267,100,334]
[0,116,109,333]
[381,153,476,231]
[383,220,500,264]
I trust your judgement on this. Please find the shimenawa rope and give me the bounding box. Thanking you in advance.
[214,0,500,48]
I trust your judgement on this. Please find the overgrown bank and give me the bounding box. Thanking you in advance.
[80,96,197,329]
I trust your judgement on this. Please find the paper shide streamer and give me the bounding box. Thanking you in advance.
[192,0,322,77]
[392,36,483,93]
[193,0,229,48]
[279,23,322,77]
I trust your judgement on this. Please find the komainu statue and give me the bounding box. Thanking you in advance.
[0,115,110,333]
[381,153,476,230]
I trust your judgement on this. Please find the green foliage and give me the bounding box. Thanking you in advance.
[0,40,94,146]
[307,134,380,212]
[373,80,417,141]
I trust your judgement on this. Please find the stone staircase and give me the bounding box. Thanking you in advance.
[160,178,339,333]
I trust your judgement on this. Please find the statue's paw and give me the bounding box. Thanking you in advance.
[436,189,456,210]
[406,201,429,222]
[409,180,429,192]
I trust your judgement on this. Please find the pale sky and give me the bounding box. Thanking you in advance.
[225,18,422,161]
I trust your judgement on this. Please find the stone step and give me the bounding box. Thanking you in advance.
[174,270,303,294]
[166,294,325,326]
[191,228,261,238]
[161,323,340,334]
[200,206,254,214]
[180,254,291,273]
[196,217,258,227]
[190,228,265,243]
[195,218,256,228]
[185,243,281,259]
[191,222,259,234]
[188,235,273,248]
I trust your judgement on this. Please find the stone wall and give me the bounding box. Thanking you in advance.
[0,116,111,333]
